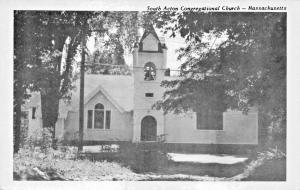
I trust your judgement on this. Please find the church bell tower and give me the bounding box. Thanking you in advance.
[132,25,167,142]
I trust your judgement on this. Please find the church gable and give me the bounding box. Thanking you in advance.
[84,85,125,113]
[69,75,134,113]
[141,33,159,51]
[138,25,165,53]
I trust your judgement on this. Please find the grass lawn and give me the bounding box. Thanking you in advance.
[242,159,286,181]
[82,150,251,179]
[156,160,247,178]
[77,144,286,181]
[14,145,286,181]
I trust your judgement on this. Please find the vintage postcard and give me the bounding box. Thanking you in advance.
[1,0,299,190]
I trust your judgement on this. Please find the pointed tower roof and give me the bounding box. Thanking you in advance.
[139,24,161,43]
[138,24,167,53]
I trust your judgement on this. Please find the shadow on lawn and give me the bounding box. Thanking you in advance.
[242,159,286,181]
[78,142,286,181]
[82,151,250,178]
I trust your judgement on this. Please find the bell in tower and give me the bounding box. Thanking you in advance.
[132,24,168,142]
[132,24,167,81]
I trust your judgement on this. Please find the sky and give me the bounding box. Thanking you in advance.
[85,27,226,74]
[86,28,187,72]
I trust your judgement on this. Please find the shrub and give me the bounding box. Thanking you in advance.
[229,147,286,181]
[61,131,79,146]
[19,123,29,148]
[118,142,170,173]
[25,128,53,153]
[257,146,285,160]
[13,146,138,180]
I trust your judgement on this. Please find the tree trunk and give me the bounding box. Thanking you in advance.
[39,35,81,149]
[78,18,88,152]
[13,98,22,153]
[78,43,85,151]
[13,75,25,153]
[40,86,60,148]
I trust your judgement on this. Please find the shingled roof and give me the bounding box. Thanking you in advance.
[139,24,161,43]
[24,74,180,118]
[24,75,134,118]
[71,75,134,112]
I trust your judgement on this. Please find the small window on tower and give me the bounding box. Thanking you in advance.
[145,93,154,97]
[144,62,156,81]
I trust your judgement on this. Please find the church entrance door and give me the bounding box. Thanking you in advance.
[141,116,157,141]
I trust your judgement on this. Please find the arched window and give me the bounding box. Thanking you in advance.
[95,103,104,109]
[141,115,157,141]
[87,103,111,129]
[94,103,104,129]
[144,62,156,81]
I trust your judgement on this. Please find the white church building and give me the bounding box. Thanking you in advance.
[24,26,258,145]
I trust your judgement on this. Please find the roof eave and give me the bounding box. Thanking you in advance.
[84,84,126,113]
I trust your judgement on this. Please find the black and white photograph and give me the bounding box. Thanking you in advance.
[12,10,287,181]
[1,0,300,189]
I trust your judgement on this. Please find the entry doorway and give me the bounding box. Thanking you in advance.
[141,115,157,141]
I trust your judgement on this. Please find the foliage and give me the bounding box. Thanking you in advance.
[61,131,80,146]
[13,11,35,153]
[85,59,132,75]
[13,146,139,180]
[229,147,285,181]
[14,12,139,151]
[118,142,169,173]
[150,12,286,144]
[25,128,53,153]
[19,116,29,148]
[86,12,139,75]
[14,11,98,148]
[257,146,286,160]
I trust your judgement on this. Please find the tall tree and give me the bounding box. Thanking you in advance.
[14,11,34,153]
[152,12,286,146]
[14,11,140,151]
[86,12,139,75]
[77,12,94,151]
[14,11,97,148]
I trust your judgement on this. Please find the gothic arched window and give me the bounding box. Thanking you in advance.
[95,103,104,110]
[144,62,156,81]
[94,103,104,129]
[87,103,111,129]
